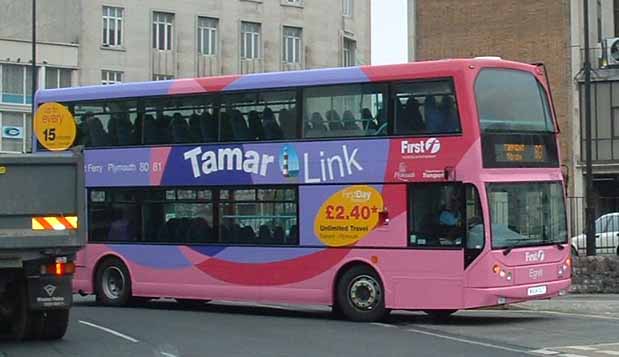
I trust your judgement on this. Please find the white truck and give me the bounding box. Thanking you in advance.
[0,151,84,340]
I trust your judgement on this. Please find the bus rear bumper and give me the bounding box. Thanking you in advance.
[464,278,571,308]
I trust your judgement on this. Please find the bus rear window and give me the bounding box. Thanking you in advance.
[475,69,554,132]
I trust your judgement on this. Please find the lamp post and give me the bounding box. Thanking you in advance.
[583,0,596,256]
[31,0,37,120]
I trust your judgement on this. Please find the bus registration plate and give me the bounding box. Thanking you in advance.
[527,286,547,296]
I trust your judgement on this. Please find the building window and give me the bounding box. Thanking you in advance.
[343,0,353,17]
[1,64,36,104]
[343,38,356,67]
[153,74,174,81]
[153,12,174,51]
[45,68,72,89]
[241,22,261,59]
[102,6,123,47]
[0,111,27,153]
[101,70,123,85]
[198,17,218,56]
[615,0,619,36]
[283,26,302,64]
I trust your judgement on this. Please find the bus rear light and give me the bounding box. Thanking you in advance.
[492,264,501,274]
[565,257,572,267]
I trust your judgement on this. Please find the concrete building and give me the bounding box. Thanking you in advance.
[0,0,371,152]
[409,0,619,218]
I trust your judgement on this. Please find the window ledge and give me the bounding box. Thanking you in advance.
[241,0,263,3]
[100,45,126,52]
[281,2,304,8]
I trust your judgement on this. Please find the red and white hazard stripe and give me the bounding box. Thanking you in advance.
[32,216,78,231]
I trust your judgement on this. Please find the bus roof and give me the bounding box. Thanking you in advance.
[36,58,537,104]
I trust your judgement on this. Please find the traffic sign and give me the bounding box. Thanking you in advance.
[34,102,76,151]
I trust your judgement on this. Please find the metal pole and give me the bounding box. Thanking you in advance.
[584,0,596,256]
[31,0,37,119]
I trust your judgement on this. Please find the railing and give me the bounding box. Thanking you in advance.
[567,196,619,256]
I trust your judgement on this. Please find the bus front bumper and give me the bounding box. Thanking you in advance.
[464,278,571,308]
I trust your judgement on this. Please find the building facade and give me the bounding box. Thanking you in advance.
[0,0,370,152]
[409,0,619,219]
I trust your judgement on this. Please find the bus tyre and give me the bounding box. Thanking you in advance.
[336,265,387,322]
[96,258,131,306]
[424,310,457,322]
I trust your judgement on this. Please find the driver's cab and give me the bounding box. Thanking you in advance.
[408,183,485,268]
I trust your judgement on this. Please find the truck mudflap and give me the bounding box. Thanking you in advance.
[27,275,72,310]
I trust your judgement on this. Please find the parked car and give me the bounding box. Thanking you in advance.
[571,212,619,256]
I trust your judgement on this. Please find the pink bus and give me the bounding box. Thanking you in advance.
[36,58,571,321]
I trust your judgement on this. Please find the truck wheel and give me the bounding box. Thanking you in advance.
[10,282,33,340]
[32,310,70,340]
[335,265,387,322]
[96,258,131,306]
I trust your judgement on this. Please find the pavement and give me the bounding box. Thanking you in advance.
[0,294,617,357]
[510,293,619,318]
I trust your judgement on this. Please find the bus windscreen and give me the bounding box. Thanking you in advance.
[475,69,555,133]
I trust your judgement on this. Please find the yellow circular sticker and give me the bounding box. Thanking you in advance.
[34,102,76,151]
[314,185,384,247]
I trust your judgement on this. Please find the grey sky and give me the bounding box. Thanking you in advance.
[371,0,408,65]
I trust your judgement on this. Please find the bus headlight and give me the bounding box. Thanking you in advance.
[492,263,512,281]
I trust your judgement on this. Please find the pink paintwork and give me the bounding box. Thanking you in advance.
[72,58,570,313]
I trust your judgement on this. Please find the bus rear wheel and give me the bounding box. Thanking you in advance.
[95,258,131,306]
[335,265,387,322]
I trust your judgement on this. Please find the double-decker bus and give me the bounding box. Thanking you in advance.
[35,58,570,321]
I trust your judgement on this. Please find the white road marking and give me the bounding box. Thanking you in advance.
[529,349,560,355]
[159,353,177,357]
[515,309,619,321]
[79,320,139,343]
[371,322,397,328]
[560,354,590,357]
[406,327,531,354]
[567,346,597,351]
[598,351,619,356]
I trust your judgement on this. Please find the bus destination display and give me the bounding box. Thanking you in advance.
[495,143,545,163]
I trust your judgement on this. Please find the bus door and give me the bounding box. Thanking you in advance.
[403,183,484,308]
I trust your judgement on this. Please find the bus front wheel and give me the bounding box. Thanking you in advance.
[95,258,132,306]
[335,265,387,322]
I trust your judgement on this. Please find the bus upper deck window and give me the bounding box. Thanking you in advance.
[393,80,461,136]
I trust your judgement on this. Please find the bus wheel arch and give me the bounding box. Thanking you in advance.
[332,261,389,322]
[93,255,133,306]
